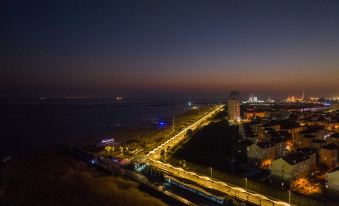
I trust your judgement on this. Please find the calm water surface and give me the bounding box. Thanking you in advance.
[0,97,221,156]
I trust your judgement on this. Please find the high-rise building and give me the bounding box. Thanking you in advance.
[301,90,305,101]
[228,91,240,122]
[230,91,240,99]
[330,101,339,111]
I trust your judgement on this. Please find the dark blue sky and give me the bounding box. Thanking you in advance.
[1,0,339,98]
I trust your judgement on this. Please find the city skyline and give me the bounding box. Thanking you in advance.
[2,1,339,206]
[1,0,339,98]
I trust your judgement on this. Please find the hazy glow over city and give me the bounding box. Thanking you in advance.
[0,0,338,97]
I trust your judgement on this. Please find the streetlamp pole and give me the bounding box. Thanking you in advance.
[172,114,175,132]
[245,177,248,189]
[288,189,291,205]
[210,167,213,188]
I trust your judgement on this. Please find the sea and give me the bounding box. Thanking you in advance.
[0,97,223,157]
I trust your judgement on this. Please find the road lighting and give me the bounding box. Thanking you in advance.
[172,114,175,132]
[145,136,147,149]
[244,177,248,189]
[288,189,291,205]
[210,167,213,188]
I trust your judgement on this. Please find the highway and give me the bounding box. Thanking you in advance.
[147,105,224,160]
[145,105,292,206]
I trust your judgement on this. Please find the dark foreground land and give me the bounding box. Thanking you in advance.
[0,146,167,206]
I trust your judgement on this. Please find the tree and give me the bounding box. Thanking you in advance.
[186,129,193,138]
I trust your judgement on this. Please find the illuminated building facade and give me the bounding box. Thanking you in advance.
[320,143,338,171]
[228,91,240,122]
[296,147,317,171]
[327,170,339,196]
[330,101,339,111]
[244,111,267,120]
[247,141,276,169]
[286,91,306,103]
[271,153,311,181]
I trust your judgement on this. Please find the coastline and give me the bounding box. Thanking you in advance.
[0,105,217,206]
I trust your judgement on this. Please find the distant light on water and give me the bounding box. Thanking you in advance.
[188,101,192,107]
[159,120,167,128]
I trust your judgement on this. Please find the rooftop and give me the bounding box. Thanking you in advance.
[278,131,292,139]
[303,134,316,139]
[271,137,285,144]
[312,139,326,143]
[299,126,323,134]
[322,143,338,150]
[297,147,317,156]
[277,120,300,129]
[283,152,309,165]
[327,170,339,186]
[331,133,339,139]
[257,141,275,149]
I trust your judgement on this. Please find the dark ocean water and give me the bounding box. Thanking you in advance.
[0,97,222,156]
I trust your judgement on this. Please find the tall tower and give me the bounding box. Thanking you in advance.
[301,90,305,101]
[228,91,240,122]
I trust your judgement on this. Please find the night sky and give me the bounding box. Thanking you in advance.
[1,0,339,98]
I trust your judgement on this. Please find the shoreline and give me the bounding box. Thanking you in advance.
[1,104,215,162]
[0,105,218,206]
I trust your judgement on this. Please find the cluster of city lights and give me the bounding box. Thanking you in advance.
[243,94,270,104]
[309,96,339,101]
[291,178,321,195]
[327,96,339,101]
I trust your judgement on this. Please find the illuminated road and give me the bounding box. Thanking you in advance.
[147,105,224,160]
[145,105,292,206]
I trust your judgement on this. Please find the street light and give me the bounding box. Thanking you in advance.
[244,177,248,189]
[172,114,175,132]
[288,189,291,205]
[210,167,213,188]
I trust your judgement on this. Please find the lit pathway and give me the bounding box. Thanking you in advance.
[147,105,224,160]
